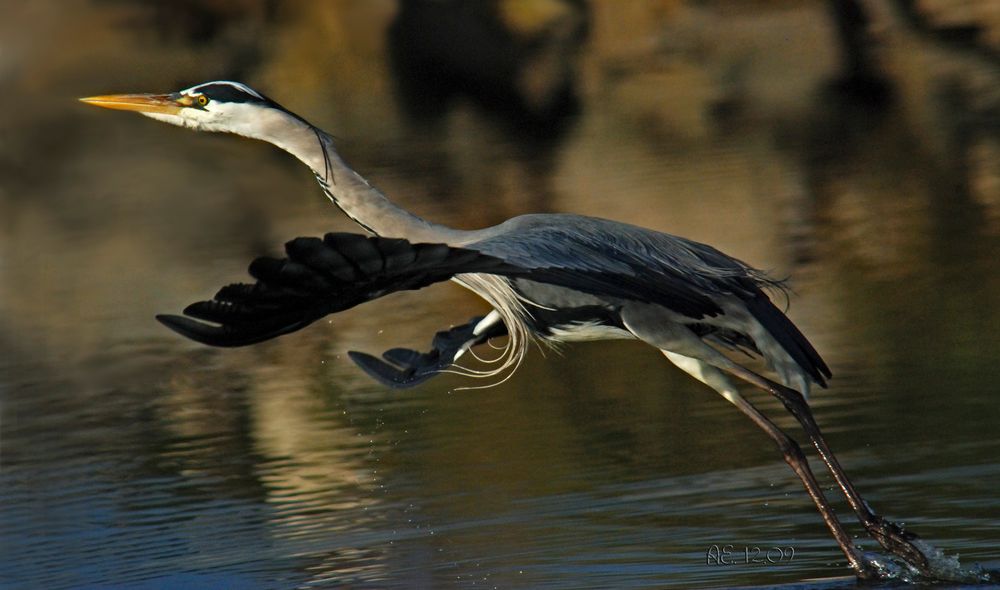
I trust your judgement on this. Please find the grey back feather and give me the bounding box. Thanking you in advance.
[469,214,786,319]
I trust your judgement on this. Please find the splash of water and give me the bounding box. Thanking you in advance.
[863,539,998,585]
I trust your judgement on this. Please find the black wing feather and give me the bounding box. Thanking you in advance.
[157,233,523,347]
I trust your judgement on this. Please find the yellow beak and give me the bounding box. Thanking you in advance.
[79,93,187,115]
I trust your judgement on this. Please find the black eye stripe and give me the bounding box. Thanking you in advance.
[191,83,268,104]
[180,82,300,121]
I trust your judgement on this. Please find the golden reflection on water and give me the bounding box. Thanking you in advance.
[2,1,999,588]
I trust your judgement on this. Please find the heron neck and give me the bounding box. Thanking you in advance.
[267,121,462,243]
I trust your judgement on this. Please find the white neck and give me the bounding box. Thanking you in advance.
[251,112,464,244]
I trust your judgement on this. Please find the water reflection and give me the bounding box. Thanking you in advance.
[2,1,999,589]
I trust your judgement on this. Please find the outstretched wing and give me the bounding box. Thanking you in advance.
[348,314,509,388]
[157,233,523,347]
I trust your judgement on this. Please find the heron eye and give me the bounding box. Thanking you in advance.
[197,95,209,107]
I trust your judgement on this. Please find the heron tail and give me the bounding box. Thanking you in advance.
[743,293,832,388]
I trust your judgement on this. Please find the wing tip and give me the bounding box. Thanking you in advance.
[348,350,425,389]
[156,313,253,348]
[156,313,196,335]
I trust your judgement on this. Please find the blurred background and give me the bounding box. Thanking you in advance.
[1,1,999,588]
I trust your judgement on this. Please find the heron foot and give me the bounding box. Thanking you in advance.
[864,516,930,574]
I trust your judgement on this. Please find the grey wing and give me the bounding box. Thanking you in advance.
[468,215,831,386]
[469,215,776,318]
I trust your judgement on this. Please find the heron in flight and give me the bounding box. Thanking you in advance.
[81,81,933,579]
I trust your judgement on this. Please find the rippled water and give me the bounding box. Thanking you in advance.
[2,2,999,589]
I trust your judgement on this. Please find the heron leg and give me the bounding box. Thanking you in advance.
[662,352,874,578]
[722,363,930,573]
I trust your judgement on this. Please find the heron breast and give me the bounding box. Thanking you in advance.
[544,320,634,342]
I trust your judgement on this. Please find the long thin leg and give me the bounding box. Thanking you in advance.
[722,363,930,572]
[663,352,874,578]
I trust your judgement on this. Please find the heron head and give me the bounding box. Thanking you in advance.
[80,81,307,139]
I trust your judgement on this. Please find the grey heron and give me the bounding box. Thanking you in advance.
[81,81,934,579]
